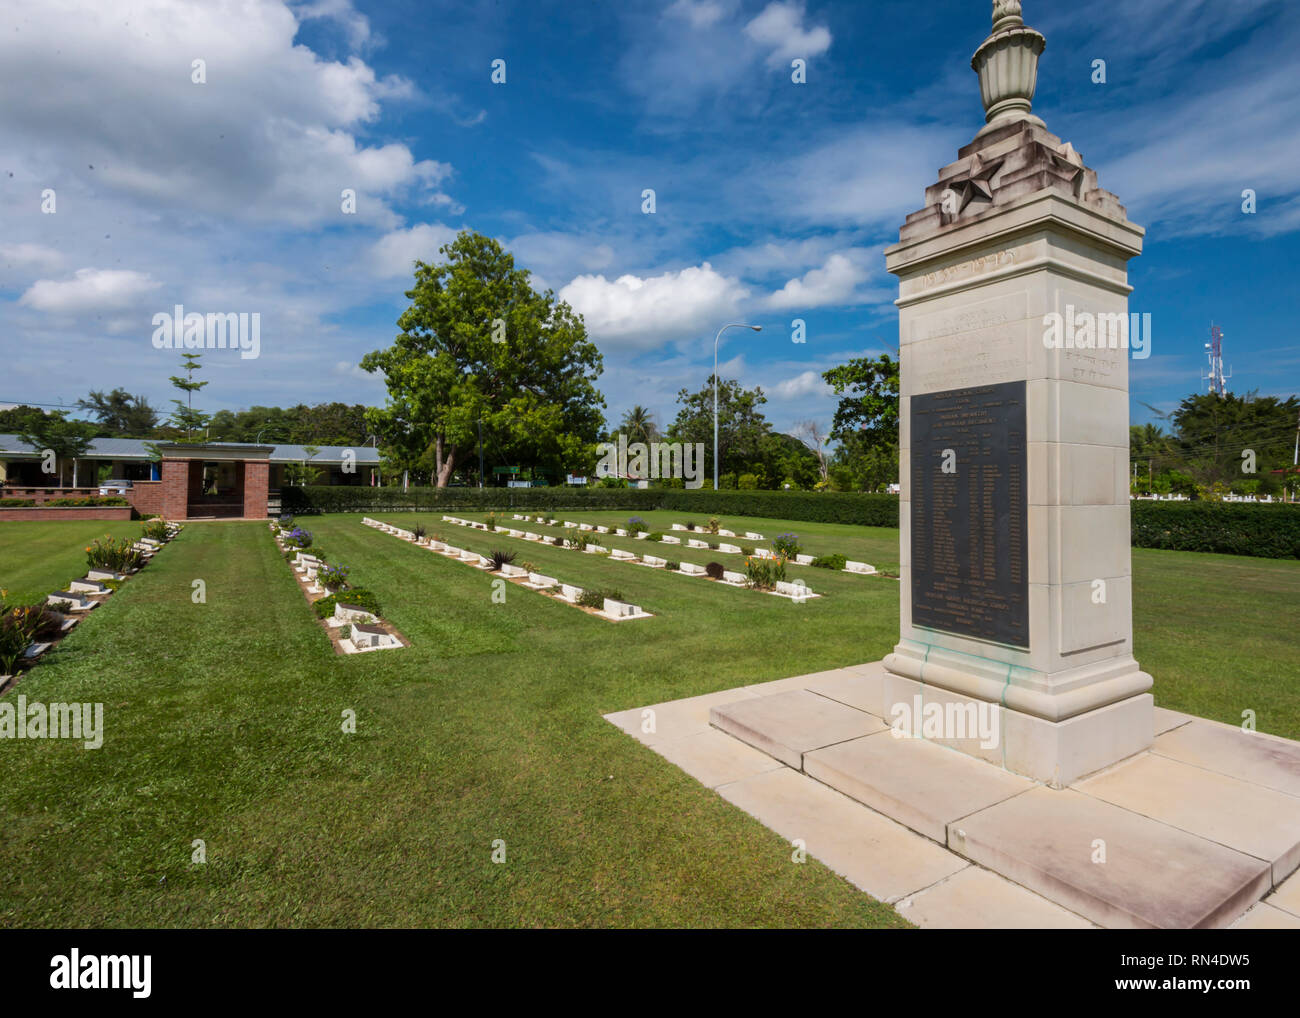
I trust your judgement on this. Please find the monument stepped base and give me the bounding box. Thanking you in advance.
[605,661,1300,929]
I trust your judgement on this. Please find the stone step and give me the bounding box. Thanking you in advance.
[710,689,885,769]
[949,785,1272,929]
[805,732,1032,844]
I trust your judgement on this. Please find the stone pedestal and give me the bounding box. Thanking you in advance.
[882,18,1151,786]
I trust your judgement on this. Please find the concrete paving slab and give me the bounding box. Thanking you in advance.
[1230,902,1300,929]
[717,767,966,903]
[806,731,1033,843]
[804,668,885,718]
[949,786,1272,929]
[1269,869,1300,918]
[1153,706,1194,736]
[648,728,785,789]
[604,688,759,746]
[897,865,1095,929]
[1076,752,1300,884]
[711,689,886,768]
[1153,719,1300,797]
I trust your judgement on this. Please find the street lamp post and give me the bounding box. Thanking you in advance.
[713,323,762,490]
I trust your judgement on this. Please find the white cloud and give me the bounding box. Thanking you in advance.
[765,252,873,310]
[0,243,63,273]
[19,268,161,314]
[666,0,728,29]
[768,369,831,400]
[559,263,749,351]
[0,0,449,229]
[743,2,832,69]
[369,223,463,278]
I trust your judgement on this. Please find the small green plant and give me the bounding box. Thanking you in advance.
[85,536,144,573]
[665,560,680,571]
[320,563,350,592]
[283,527,314,549]
[705,516,720,535]
[412,524,427,541]
[772,533,801,559]
[744,555,787,591]
[741,545,755,556]
[627,517,649,535]
[647,532,663,542]
[566,533,590,551]
[338,624,352,641]
[485,512,498,531]
[576,587,623,609]
[685,522,696,531]
[811,553,848,570]
[489,549,517,571]
[704,561,724,580]
[708,541,719,550]
[312,588,383,619]
[141,519,169,541]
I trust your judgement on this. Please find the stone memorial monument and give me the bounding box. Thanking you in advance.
[882,0,1152,786]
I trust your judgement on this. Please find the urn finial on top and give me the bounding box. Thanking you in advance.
[973,0,1045,135]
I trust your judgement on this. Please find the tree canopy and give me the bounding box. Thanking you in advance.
[361,230,605,486]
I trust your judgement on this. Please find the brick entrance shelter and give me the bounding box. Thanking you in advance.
[156,443,273,520]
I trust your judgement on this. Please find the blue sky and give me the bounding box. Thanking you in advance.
[1,0,1297,440]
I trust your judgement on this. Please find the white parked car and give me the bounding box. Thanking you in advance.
[98,479,133,495]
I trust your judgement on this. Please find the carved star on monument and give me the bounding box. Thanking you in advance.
[943,154,1004,218]
[1049,143,1086,199]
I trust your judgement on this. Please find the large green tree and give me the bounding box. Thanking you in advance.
[667,376,771,482]
[166,353,211,442]
[18,411,97,487]
[361,231,605,487]
[77,389,158,436]
[822,353,900,491]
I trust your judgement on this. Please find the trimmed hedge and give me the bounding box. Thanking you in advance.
[281,485,899,526]
[1130,501,1300,559]
[283,485,1299,558]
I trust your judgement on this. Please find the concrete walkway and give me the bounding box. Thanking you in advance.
[604,662,1300,929]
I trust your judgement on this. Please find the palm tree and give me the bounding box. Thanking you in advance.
[620,405,657,444]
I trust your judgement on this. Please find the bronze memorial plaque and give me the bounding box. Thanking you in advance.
[910,380,1027,648]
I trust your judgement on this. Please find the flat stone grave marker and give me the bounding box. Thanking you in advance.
[560,584,583,602]
[610,549,635,560]
[579,523,594,531]
[48,591,93,611]
[524,532,541,541]
[718,543,741,554]
[642,554,666,567]
[687,539,709,549]
[602,597,645,619]
[660,535,681,545]
[68,578,109,594]
[679,562,706,576]
[348,622,400,650]
[527,572,558,588]
[845,560,876,574]
[722,569,746,584]
[796,554,815,565]
[718,529,736,537]
[615,528,628,536]
[583,543,608,553]
[596,525,610,533]
[671,523,687,530]
[334,602,377,624]
[87,569,125,582]
[744,531,764,541]
[499,564,528,577]
[634,532,650,540]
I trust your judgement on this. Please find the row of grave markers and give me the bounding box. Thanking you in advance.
[439,515,819,601]
[361,518,654,622]
[0,523,183,686]
[512,514,876,575]
[270,524,405,653]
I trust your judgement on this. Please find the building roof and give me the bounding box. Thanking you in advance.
[0,434,381,465]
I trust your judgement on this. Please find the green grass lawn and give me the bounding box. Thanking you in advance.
[0,511,1296,928]
[0,520,147,603]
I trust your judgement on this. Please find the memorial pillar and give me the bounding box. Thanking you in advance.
[882,0,1152,786]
